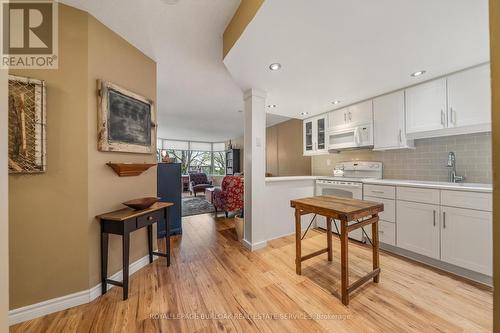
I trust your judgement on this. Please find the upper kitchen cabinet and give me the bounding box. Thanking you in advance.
[405,78,447,135]
[373,91,414,150]
[328,100,373,132]
[406,64,491,139]
[303,114,328,156]
[447,64,491,130]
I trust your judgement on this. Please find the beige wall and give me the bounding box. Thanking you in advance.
[223,0,265,58]
[312,132,491,184]
[8,4,157,309]
[9,5,90,309]
[87,15,157,287]
[489,0,500,331]
[229,119,312,176]
[1,69,9,329]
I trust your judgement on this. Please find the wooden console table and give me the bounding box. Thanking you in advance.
[97,202,173,300]
[290,195,384,305]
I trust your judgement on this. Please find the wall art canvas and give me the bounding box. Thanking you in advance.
[98,80,156,154]
[8,75,47,174]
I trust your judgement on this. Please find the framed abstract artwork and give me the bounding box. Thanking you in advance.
[8,75,47,174]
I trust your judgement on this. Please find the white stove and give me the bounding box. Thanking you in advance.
[315,161,383,242]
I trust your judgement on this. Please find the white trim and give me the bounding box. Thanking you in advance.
[241,239,267,251]
[9,253,159,326]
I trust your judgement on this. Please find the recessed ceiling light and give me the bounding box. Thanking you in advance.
[269,63,282,71]
[300,112,309,116]
[411,70,426,77]
[331,100,341,105]
[267,104,277,108]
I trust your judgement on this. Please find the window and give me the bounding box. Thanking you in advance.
[157,139,227,176]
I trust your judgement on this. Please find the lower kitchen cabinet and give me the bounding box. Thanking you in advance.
[378,220,396,246]
[441,206,492,276]
[396,200,440,259]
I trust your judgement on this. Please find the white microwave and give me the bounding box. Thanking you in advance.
[327,124,373,151]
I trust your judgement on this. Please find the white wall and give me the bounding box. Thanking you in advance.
[0,68,9,330]
[263,179,315,242]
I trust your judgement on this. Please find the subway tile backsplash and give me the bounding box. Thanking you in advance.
[312,132,491,184]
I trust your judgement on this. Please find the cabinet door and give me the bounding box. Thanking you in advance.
[373,91,405,149]
[447,64,491,128]
[396,201,440,259]
[328,108,347,131]
[347,100,373,126]
[441,207,492,275]
[316,116,327,152]
[303,120,314,155]
[405,78,447,134]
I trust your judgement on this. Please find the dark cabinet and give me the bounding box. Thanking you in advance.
[226,149,240,175]
[157,163,182,237]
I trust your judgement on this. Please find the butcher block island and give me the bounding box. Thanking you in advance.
[291,195,384,305]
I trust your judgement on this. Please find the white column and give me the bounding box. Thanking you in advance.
[243,88,267,250]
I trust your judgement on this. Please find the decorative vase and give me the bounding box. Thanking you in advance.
[234,215,244,241]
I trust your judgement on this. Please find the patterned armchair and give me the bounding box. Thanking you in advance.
[189,172,213,196]
[213,176,244,217]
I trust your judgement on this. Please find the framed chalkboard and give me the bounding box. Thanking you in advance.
[97,80,156,153]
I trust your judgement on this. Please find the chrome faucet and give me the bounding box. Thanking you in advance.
[446,152,465,183]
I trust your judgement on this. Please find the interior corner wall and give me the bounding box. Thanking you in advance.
[1,69,10,330]
[8,4,90,309]
[86,14,157,287]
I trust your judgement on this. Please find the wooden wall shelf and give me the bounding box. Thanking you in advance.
[106,163,156,177]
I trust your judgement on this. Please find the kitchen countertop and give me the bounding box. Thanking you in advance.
[364,179,492,193]
[264,176,492,193]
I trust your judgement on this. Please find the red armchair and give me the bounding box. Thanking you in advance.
[213,176,244,217]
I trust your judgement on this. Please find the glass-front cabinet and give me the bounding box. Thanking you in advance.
[303,115,328,155]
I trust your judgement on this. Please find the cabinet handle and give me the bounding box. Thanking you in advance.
[443,211,446,229]
[399,129,402,144]
[379,230,385,234]
[433,210,436,226]
[450,108,457,126]
[348,112,352,121]
[440,110,445,126]
[148,216,154,221]
[371,190,384,194]
[344,113,347,122]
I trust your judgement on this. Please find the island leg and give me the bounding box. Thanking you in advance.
[295,209,302,275]
[326,217,333,261]
[372,214,380,283]
[340,219,349,305]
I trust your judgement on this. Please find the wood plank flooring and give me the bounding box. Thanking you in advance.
[11,214,492,333]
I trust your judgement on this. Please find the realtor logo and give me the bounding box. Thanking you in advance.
[1,0,58,68]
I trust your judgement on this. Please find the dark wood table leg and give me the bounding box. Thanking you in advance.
[122,232,130,300]
[295,209,302,275]
[340,218,349,305]
[372,214,380,283]
[326,217,333,261]
[165,207,171,267]
[100,225,109,295]
[147,224,154,264]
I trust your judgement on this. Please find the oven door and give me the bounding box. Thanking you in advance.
[315,181,364,241]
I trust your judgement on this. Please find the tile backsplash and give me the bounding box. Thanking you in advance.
[312,132,491,184]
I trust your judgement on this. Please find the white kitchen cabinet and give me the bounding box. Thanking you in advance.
[303,114,328,156]
[397,200,440,259]
[373,91,414,150]
[328,107,348,131]
[405,78,447,135]
[447,64,491,129]
[346,100,373,126]
[441,206,492,275]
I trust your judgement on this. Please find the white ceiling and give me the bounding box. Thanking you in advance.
[62,0,284,142]
[224,0,490,119]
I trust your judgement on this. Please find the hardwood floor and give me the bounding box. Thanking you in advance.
[11,214,492,332]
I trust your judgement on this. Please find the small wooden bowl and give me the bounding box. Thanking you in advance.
[122,197,160,210]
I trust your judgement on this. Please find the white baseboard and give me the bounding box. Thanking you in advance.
[241,238,267,251]
[9,252,159,326]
